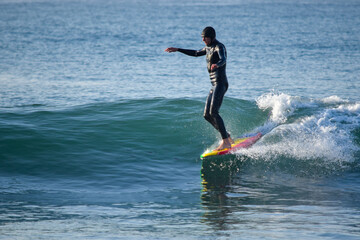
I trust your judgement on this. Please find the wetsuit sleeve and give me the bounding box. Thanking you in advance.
[178,48,206,57]
[215,44,226,67]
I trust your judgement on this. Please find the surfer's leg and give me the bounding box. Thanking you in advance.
[203,88,218,129]
[209,83,228,139]
[204,84,233,150]
[209,83,234,150]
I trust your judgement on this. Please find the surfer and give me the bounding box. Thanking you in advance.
[165,26,233,150]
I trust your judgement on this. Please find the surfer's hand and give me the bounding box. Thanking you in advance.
[211,64,218,70]
[165,47,178,53]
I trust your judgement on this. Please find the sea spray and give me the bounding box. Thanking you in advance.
[236,94,360,174]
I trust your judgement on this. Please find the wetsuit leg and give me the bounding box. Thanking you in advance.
[203,83,228,139]
[204,89,216,128]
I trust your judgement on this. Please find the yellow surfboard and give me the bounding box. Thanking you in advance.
[201,132,262,159]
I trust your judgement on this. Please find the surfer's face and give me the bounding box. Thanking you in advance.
[203,37,211,46]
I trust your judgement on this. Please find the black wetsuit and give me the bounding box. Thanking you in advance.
[178,39,229,139]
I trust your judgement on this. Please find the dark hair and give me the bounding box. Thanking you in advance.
[201,26,216,40]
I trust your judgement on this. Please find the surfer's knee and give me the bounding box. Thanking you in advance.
[204,111,219,123]
[208,109,219,119]
[203,112,211,121]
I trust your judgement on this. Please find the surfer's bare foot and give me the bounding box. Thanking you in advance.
[215,138,232,151]
[227,133,234,144]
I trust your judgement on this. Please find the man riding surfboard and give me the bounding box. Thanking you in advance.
[165,26,233,150]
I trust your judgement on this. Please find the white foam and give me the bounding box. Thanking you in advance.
[321,95,349,104]
[238,95,360,165]
[337,102,360,113]
[256,92,315,124]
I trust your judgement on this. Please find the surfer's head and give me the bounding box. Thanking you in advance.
[202,26,216,46]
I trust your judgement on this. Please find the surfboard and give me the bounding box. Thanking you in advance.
[200,132,262,159]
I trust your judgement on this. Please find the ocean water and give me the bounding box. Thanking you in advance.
[0,0,360,239]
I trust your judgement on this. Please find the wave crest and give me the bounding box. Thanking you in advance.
[238,93,360,172]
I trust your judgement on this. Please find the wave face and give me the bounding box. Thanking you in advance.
[1,94,359,184]
[0,98,206,190]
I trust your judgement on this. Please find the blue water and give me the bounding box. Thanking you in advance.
[1,0,360,239]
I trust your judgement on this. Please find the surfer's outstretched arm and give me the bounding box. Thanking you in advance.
[165,47,206,57]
